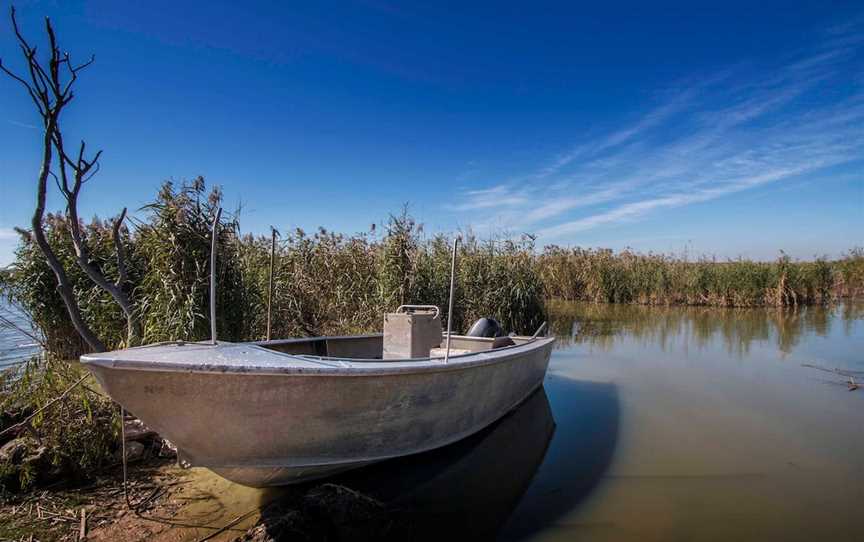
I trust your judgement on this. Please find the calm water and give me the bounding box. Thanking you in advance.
[278,301,864,541]
[501,302,864,541]
[0,301,41,368]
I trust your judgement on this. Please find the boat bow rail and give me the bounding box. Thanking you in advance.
[80,336,556,377]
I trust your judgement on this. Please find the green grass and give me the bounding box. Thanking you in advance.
[0,359,118,494]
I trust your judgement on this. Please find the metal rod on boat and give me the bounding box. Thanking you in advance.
[266,226,278,341]
[444,236,460,363]
[210,207,222,345]
[531,321,547,339]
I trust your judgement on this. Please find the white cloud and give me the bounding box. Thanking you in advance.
[6,120,39,130]
[449,23,864,244]
[0,228,20,240]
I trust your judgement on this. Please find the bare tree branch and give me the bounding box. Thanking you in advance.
[1,6,136,351]
[61,145,141,345]
[112,208,129,288]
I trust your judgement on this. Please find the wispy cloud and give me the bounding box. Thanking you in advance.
[0,228,20,240]
[449,18,864,243]
[535,97,688,180]
[7,120,39,130]
[448,184,529,211]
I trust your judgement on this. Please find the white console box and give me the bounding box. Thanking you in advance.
[383,309,443,359]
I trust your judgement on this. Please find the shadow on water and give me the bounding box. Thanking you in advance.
[247,378,619,541]
[499,375,620,541]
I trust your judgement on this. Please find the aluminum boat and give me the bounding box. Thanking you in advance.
[81,310,554,487]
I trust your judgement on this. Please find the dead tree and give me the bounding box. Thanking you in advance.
[0,7,139,350]
[52,137,141,346]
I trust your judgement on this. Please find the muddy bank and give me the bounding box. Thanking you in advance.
[0,462,267,542]
[1,462,451,542]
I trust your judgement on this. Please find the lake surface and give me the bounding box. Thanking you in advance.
[282,301,864,541]
[500,302,864,541]
[0,301,41,368]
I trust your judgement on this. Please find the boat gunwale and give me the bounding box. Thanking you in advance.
[80,336,555,377]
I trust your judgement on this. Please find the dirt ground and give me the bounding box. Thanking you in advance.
[0,460,270,542]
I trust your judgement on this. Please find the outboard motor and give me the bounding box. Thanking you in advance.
[466,317,505,338]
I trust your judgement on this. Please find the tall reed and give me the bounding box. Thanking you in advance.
[537,247,857,308]
[1,179,547,356]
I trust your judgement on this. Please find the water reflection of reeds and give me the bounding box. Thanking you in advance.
[548,300,861,358]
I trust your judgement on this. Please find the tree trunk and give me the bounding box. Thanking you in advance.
[31,118,106,353]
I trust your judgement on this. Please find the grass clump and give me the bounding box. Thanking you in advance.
[0,359,118,494]
[135,178,252,343]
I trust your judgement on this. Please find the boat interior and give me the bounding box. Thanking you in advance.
[252,306,544,361]
[254,333,534,361]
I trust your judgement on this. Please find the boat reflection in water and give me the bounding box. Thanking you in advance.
[500,376,620,541]
[256,386,555,540]
[340,386,555,539]
[254,377,619,541]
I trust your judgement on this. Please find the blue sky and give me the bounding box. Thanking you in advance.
[0,1,862,265]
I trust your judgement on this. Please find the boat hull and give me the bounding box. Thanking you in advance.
[84,338,554,487]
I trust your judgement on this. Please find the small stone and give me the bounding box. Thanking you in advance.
[0,438,30,464]
[156,439,177,459]
[123,441,145,463]
[123,419,159,442]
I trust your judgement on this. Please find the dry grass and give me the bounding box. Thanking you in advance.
[538,246,859,307]
[1,180,547,356]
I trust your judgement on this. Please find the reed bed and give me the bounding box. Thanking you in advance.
[0,180,546,356]
[0,179,861,359]
[538,247,860,307]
